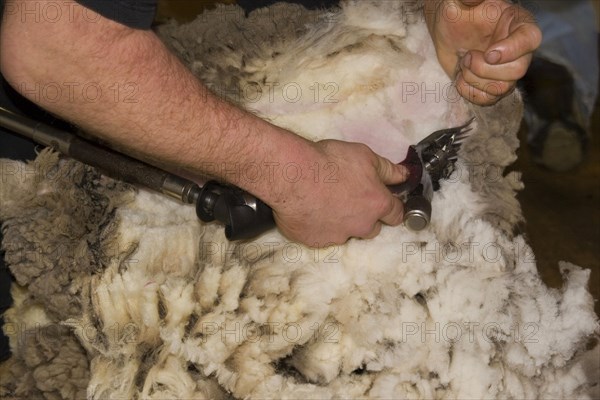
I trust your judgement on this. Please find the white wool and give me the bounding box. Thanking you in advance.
[243,1,468,163]
[1,1,598,399]
[114,190,201,277]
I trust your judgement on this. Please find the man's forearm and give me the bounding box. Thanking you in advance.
[1,0,411,247]
[0,0,314,204]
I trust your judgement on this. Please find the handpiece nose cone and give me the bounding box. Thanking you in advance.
[403,195,432,231]
[405,210,429,231]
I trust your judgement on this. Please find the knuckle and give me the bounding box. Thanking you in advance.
[354,142,374,158]
[469,60,485,78]
[366,223,382,239]
[374,194,395,217]
[381,196,397,215]
[333,234,350,245]
[484,81,508,97]
[514,60,531,79]
[527,24,543,47]
[388,208,405,226]
[354,224,375,239]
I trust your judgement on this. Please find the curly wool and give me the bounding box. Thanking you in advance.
[1,1,598,399]
[0,150,132,399]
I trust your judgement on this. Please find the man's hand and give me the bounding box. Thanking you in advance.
[271,140,408,247]
[425,0,542,105]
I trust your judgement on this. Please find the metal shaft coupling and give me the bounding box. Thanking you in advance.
[196,180,275,241]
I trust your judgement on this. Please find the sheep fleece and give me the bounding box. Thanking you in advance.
[1,1,598,399]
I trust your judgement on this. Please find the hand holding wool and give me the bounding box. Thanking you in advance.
[425,0,542,105]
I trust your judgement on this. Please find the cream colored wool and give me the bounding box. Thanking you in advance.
[1,1,598,399]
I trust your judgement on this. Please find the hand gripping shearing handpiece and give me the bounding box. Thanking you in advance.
[194,118,474,237]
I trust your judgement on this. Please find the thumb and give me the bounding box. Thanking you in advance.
[376,156,409,185]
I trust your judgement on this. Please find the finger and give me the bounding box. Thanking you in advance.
[460,63,514,97]
[486,7,542,65]
[361,221,383,240]
[464,50,532,82]
[456,71,502,106]
[379,195,405,227]
[375,156,409,185]
[373,154,406,226]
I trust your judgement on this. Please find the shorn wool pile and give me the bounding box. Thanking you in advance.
[1,1,598,399]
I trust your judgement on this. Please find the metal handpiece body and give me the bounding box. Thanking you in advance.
[196,181,275,240]
[389,118,474,231]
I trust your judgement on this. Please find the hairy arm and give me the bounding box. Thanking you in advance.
[0,1,311,198]
[0,0,407,246]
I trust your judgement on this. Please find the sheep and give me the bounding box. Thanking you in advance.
[1,1,598,399]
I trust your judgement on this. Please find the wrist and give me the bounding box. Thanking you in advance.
[213,119,320,208]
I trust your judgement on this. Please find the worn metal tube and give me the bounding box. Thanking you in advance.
[0,106,72,154]
[0,106,199,204]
